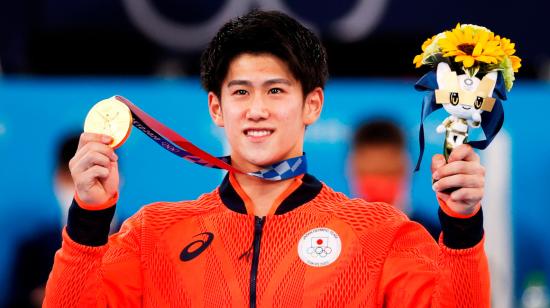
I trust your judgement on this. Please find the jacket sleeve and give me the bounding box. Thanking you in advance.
[378,208,490,308]
[43,201,144,307]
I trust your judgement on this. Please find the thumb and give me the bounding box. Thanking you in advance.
[431,154,446,174]
[103,161,120,197]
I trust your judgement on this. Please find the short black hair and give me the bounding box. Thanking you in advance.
[200,10,328,98]
[352,120,405,149]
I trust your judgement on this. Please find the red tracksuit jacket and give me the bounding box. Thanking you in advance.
[44,173,490,307]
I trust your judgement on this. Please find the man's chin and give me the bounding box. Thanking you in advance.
[240,152,289,169]
[233,147,301,170]
[247,156,281,168]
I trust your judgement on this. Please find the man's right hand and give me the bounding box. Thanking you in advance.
[69,132,119,209]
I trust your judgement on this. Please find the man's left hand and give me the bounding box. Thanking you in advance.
[431,144,485,216]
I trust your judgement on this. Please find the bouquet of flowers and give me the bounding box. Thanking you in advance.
[412,24,521,170]
[413,23,521,91]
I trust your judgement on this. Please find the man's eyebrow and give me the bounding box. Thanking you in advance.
[263,78,292,86]
[226,79,293,88]
[226,80,253,87]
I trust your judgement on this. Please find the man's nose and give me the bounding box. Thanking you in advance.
[246,95,269,121]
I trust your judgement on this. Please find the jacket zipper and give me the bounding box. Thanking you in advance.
[250,216,266,308]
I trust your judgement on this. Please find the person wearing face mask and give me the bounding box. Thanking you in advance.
[348,119,440,239]
[7,134,119,308]
[6,134,79,307]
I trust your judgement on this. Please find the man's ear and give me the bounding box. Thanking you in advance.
[303,87,324,125]
[208,92,224,127]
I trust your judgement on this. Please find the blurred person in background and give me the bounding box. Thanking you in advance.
[6,134,78,307]
[7,133,119,307]
[347,119,440,239]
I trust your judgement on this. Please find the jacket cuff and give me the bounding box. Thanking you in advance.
[439,206,484,249]
[75,191,118,210]
[66,199,116,246]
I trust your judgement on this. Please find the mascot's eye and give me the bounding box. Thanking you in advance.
[474,96,484,109]
[449,92,459,105]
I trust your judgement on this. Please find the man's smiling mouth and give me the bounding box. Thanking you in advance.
[244,129,274,137]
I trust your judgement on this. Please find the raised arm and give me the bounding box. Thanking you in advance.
[380,144,490,307]
[44,132,143,307]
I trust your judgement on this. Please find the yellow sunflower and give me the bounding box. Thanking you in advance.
[510,55,522,72]
[498,36,521,72]
[438,24,505,69]
[413,35,436,68]
[499,36,516,56]
[413,23,521,91]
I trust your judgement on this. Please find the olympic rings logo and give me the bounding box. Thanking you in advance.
[121,0,389,51]
[306,237,333,258]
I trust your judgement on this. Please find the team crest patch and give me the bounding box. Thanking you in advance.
[298,227,341,267]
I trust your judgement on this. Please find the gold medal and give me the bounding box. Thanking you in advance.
[84,96,132,149]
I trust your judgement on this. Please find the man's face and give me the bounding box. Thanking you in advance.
[208,53,323,171]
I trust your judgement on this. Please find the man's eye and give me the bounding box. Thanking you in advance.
[233,89,248,95]
[269,88,282,94]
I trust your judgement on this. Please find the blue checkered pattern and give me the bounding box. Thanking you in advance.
[248,156,307,181]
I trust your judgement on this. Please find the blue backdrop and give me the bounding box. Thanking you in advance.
[0,77,548,304]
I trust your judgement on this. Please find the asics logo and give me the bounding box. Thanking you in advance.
[180,232,214,262]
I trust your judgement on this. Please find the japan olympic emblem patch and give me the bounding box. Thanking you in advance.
[298,227,341,267]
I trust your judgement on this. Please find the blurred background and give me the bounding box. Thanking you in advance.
[0,0,548,307]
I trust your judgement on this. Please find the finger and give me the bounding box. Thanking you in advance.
[433,174,484,192]
[111,161,119,177]
[449,188,484,203]
[71,151,113,174]
[448,144,479,163]
[431,154,447,174]
[78,132,113,150]
[432,161,485,180]
[82,165,111,180]
[72,142,118,164]
[75,166,111,190]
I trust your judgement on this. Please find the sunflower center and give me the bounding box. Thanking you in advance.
[458,43,476,55]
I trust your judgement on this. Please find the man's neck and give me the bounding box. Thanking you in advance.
[232,172,297,217]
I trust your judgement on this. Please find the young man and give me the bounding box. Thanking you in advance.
[44,10,489,307]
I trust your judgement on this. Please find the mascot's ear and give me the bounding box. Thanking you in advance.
[436,62,453,90]
[480,71,498,97]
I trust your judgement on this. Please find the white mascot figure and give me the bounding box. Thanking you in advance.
[434,62,498,159]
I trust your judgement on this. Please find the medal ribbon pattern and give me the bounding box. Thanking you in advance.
[115,95,307,181]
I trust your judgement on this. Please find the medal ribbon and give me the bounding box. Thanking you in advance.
[115,95,307,181]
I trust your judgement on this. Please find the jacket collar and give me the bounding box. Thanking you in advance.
[219,173,323,215]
